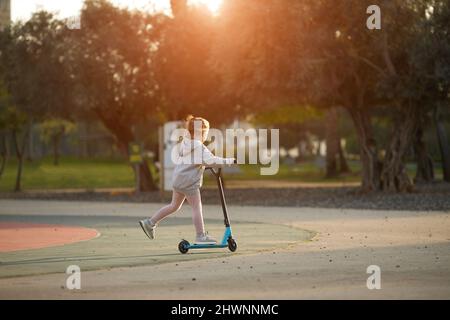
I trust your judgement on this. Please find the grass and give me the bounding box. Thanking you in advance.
[0,157,444,192]
[204,161,444,186]
[0,157,135,192]
[228,162,362,182]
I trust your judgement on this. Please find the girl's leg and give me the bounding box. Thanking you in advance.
[149,191,185,225]
[185,189,205,236]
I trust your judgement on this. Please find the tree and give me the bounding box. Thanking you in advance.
[39,119,76,166]
[300,0,431,192]
[0,106,28,191]
[213,0,443,192]
[213,0,378,187]
[414,120,435,183]
[252,105,351,175]
[0,12,73,191]
[154,0,231,124]
[252,105,324,153]
[412,0,450,182]
[0,81,11,178]
[325,108,351,177]
[67,0,162,191]
[435,107,450,181]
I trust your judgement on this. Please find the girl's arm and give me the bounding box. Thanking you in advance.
[201,145,235,167]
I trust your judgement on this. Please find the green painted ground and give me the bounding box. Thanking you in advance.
[0,215,315,278]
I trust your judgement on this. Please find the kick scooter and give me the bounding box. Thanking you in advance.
[178,167,237,254]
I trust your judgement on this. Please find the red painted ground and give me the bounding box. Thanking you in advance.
[0,222,99,252]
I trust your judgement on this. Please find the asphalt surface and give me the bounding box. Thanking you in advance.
[3,182,450,211]
[0,199,449,299]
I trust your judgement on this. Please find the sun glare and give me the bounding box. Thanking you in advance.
[189,0,223,15]
[12,0,224,21]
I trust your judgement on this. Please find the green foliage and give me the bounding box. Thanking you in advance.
[155,2,224,122]
[50,0,164,161]
[0,106,27,132]
[39,119,77,144]
[0,11,74,120]
[252,106,323,127]
[251,105,325,150]
[0,0,449,190]
[0,80,11,130]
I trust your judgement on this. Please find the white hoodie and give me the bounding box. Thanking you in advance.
[172,137,235,195]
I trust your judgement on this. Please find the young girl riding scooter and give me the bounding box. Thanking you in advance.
[139,115,235,244]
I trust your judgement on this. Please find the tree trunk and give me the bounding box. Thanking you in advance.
[325,108,339,178]
[26,123,33,162]
[348,107,381,192]
[297,141,303,162]
[52,129,64,166]
[135,161,156,191]
[80,122,88,158]
[0,132,8,178]
[15,153,24,192]
[316,140,322,156]
[53,135,59,166]
[414,125,434,183]
[338,142,351,173]
[96,111,157,191]
[434,106,450,182]
[12,127,28,192]
[380,107,417,193]
[0,155,6,178]
[327,108,351,176]
[119,137,157,192]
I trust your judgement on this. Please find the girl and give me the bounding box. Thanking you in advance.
[139,116,235,244]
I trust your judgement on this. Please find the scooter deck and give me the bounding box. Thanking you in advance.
[185,226,233,250]
[187,243,229,249]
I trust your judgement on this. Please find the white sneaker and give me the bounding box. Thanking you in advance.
[195,232,217,244]
[139,219,156,240]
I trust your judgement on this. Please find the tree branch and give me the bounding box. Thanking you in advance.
[382,33,397,76]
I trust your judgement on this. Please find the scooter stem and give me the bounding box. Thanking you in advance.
[208,168,231,228]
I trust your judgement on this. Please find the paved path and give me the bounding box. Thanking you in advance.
[7,180,360,194]
[0,199,449,299]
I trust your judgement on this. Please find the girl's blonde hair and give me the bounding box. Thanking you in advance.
[185,115,210,139]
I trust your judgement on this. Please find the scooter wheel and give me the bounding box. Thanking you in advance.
[178,240,190,254]
[227,238,237,252]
